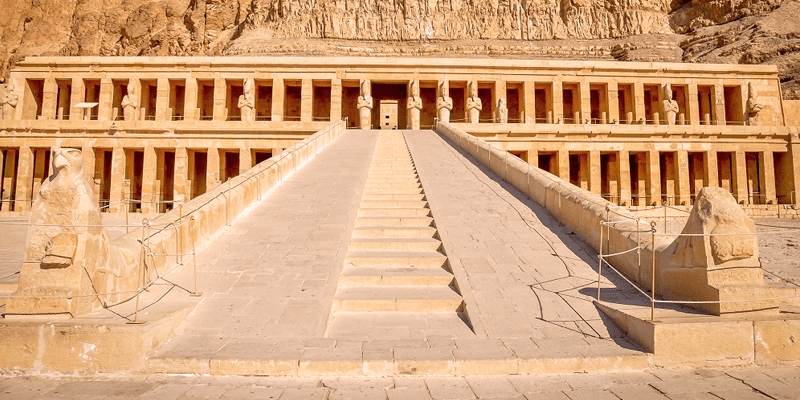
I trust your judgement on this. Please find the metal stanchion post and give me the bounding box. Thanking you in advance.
[597,219,604,301]
[125,197,130,234]
[128,219,148,325]
[650,221,657,322]
[663,201,667,234]
[189,216,202,297]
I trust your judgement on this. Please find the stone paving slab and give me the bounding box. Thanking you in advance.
[1,366,799,399]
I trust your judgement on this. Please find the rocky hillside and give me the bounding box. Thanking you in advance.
[0,0,798,98]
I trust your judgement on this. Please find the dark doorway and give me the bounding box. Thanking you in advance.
[370,83,408,129]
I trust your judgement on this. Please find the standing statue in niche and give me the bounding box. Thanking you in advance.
[662,84,679,125]
[357,79,373,130]
[239,78,255,122]
[407,81,422,130]
[437,82,453,124]
[121,82,139,122]
[746,82,763,126]
[1,83,18,120]
[497,98,508,123]
[466,82,482,124]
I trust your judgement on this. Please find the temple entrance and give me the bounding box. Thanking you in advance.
[370,83,408,130]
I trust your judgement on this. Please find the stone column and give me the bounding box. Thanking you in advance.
[589,150,601,195]
[522,80,535,124]
[174,147,188,206]
[240,147,252,175]
[301,79,313,122]
[207,148,220,191]
[330,79,342,122]
[98,78,113,121]
[69,78,86,121]
[1,150,15,212]
[552,81,564,123]
[619,150,631,206]
[677,150,691,205]
[155,77,170,122]
[184,78,198,121]
[82,144,95,184]
[735,150,748,203]
[558,149,570,181]
[14,146,33,211]
[213,78,226,121]
[528,149,539,168]
[762,151,777,204]
[634,83,646,124]
[109,147,126,213]
[608,82,620,124]
[580,82,591,124]
[0,150,4,211]
[272,78,285,122]
[140,146,157,214]
[706,151,719,188]
[41,78,57,121]
[688,84,700,126]
[714,84,726,126]
[647,150,661,205]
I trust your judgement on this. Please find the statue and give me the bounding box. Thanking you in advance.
[436,81,453,124]
[121,82,139,122]
[466,81,482,124]
[406,81,422,130]
[6,148,140,317]
[496,98,508,123]
[357,79,373,130]
[746,82,763,126]
[238,78,255,122]
[1,83,18,120]
[662,84,679,126]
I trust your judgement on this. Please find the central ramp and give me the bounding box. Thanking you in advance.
[327,131,473,339]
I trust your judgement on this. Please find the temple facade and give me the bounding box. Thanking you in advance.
[0,56,797,215]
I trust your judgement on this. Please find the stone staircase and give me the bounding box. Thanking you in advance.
[327,131,471,338]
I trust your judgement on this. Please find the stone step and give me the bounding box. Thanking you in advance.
[363,188,425,195]
[367,174,419,179]
[365,178,421,185]
[358,208,431,217]
[348,238,442,252]
[332,287,463,312]
[344,251,447,268]
[354,216,434,228]
[352,226,438,239]
[339,267,454,287]
[359,200,429,209]
[363,184,424,192]
[361,194,426,201]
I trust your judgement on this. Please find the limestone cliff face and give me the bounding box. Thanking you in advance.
[0,0,798,98]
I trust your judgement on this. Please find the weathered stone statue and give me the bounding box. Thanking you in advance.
[357,79,373,130]
[6,148,140,318]
[238,78,255,122]
[496,98,508,123]
[662,84,679,125]
[121,82,139,122]
[1,83,18,120]
[466,82,482,124]
[436,82,453,124]
[746,82,763,126]
[406,81,422,130]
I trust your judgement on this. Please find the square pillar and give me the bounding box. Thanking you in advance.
[213,78,226,121]
[41,78,57,121]
[174,147,189,205]
[677,150,691,205]
[184,78,198,121]
[715,84,726,126]
[523,80,536,124]
[619,150,631,206]
[155,77,170,122]
[552,81,564,123]
[634,83,646,124]
[762,151,777,203]
[331,78,342,122]
[69,78,86,121]
[558,149,570,181]
[82,144,95,183]
[272,78,284,122]
[207,148,220,191]
[647,150,661,205]
[789,134,800,204]
[140,146,157,214]
[240,147,252,175]
[688,84,700,126]
[735,151,748,203]
[1,150,15,212]
[98,78,113,121]
[528,149,539,168]
[14,146,33,212]
[580,83,591,124]
[301,79,313,122]
[109,147,126,213]
[706,151,719,187]
[589,150,601,195]
[607,82,620,124]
